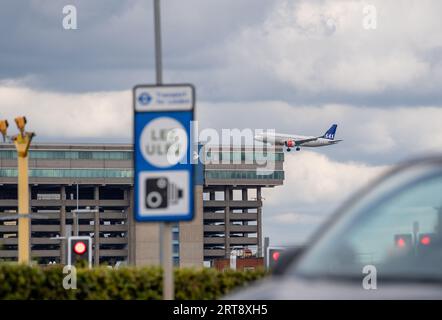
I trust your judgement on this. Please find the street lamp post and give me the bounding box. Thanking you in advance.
[72,182,80,236]
[0,117,35,264]
[71,208,99,237]
[76,183,79,213]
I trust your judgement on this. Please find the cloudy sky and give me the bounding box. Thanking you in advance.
[1,0,442,246]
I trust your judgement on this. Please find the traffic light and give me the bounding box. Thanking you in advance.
[0,120,8,142]
[68,236,92,268]
[267,247,286,269]
[394,234,413,249]
[419,233,434,246]
[14,116,27,136]
[417,233,435,255]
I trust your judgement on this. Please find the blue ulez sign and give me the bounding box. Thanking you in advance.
[133,84,195,222]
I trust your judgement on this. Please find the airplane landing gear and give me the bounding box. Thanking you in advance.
[286,148,291,152]
[296,147,301,151]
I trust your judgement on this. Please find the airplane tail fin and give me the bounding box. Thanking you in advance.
[323,124,337,140]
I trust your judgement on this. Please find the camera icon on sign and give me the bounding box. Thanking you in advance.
[145,177,183,209]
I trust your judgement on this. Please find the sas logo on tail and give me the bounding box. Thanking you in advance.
[324,133,334,139]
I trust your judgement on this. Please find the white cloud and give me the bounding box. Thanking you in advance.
[2,85,442,163]
[199,101,442,163]
[263,151,388,209]
[0,85,131,139]
[261,151,388,244]
[272,212,326,225]
[228,0,442,95]
[2,0,441,104]
[259,151,389,245]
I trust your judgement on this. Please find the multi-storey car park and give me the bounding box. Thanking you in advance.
[202,145,284,262]
[0,143,284,267]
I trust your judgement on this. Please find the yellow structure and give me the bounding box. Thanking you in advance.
[0,120,8,141]
[1,116,34,264]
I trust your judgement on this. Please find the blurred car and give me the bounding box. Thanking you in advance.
[227,156,442,299]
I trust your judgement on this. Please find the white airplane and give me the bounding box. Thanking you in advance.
[254,124,342,152]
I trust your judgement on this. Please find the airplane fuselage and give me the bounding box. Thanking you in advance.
[254,124,341,151]
[256,133,338,147]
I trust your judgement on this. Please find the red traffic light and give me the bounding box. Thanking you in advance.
[272,251,280,261]
[396,237,406,248]
[268,247,286,269]
[73,241,87,255]
[420,234,432,246]
[394,234,412,249]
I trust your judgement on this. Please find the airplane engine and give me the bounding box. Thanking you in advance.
[285,140,295,148]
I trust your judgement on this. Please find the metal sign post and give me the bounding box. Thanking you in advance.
[135,1,195,300]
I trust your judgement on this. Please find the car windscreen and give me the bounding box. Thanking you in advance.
[293,164,442,283]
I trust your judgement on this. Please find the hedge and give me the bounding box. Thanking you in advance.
[0,264,267,300]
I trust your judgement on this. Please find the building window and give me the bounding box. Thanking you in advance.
[231,152,241,162]
[244,152,254,162]
[78,151,93,160]
[0,150,15,159]
[202,150,283,164]
[0,150,133,161]
[205,170,284,180]
[0,168,133,178]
